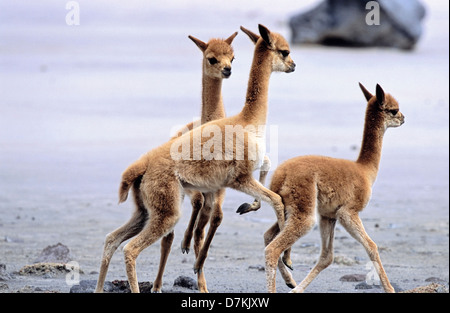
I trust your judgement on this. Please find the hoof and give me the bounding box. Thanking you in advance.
[236,203,252,215]
[181,247,190,254]
[286,282,296,289]
[282,258,294,271]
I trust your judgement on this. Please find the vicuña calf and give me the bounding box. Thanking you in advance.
[264,83,404,293]
[96,24,295,293]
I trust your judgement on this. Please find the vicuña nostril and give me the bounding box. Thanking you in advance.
[222,67,231,76]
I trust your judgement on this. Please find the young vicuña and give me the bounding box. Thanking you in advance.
[263,83,404,293]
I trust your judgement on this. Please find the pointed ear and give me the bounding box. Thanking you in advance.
[240,26,259,45]
[188,35,208,52]
[224,31,238,45]
[375,84,386,107]
[258,24,273,47]
[359,82,373,102]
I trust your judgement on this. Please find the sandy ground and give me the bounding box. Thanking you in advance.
[0,0,448,294]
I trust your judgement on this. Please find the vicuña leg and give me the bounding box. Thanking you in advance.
[181,191,205,254]
[231,176,285,229]
[123,202,180,293]
[193,189,225,293]
[264,222,296,288]
[237,156,271,214]
[152,230,175,293]
[291,216,336,293]
[337,209,395,293]
[95,181,148,293]
[265,209,315,293]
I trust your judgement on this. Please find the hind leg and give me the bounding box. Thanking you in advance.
[123,209,180,293]
[123,182,181,294]
[264,222,296,288]
[95,181,148,293]
[152,230,175,293]
[265,210,315,293]
[95,208,147,293]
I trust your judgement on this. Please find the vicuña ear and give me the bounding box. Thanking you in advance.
[359,82,373,102]
[240,26,260,45]
[258,24,273,47]
[188,35,208,52]
[225,31,238,45]
[376,84,386,107]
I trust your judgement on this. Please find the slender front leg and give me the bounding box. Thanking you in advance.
[193,190,225,293]
[337,210,395,293]
[236,156,271,214]
[231,176,285,230]
[291,216,336,293]
[181,191,204,254]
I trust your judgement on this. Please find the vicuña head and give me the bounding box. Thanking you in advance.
[189,32,238,79]
[240,24,296,73]
[359,82,405,129]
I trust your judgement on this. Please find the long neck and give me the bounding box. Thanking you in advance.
[356,105,386,183]
[201,64,225,124]
[240,45,272,125]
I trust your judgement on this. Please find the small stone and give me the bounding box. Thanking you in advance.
[425,277,446,283]
[355,281,381,290]
[173,275,198,290]
[339,274,366,282]
[248,265,265,272]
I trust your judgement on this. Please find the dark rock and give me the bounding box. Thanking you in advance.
[339,274,366,282]
[70,280,154,293]
[34,243,72,263]
[355,281,382,290]
[248,265,265,272]
[356,281,402,292]
[289,0,426,50]
[173,275,198,290]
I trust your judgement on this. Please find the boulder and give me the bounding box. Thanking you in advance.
[289,0,426,50]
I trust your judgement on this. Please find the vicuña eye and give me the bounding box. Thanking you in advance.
[208,57,218,65]
[389,109,399,115]
[231,56,235,63]
[280,50,290,57]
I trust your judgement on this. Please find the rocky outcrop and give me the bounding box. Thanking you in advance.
[289,0,426,50]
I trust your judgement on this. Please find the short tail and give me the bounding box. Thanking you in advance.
[118,157,148,204]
